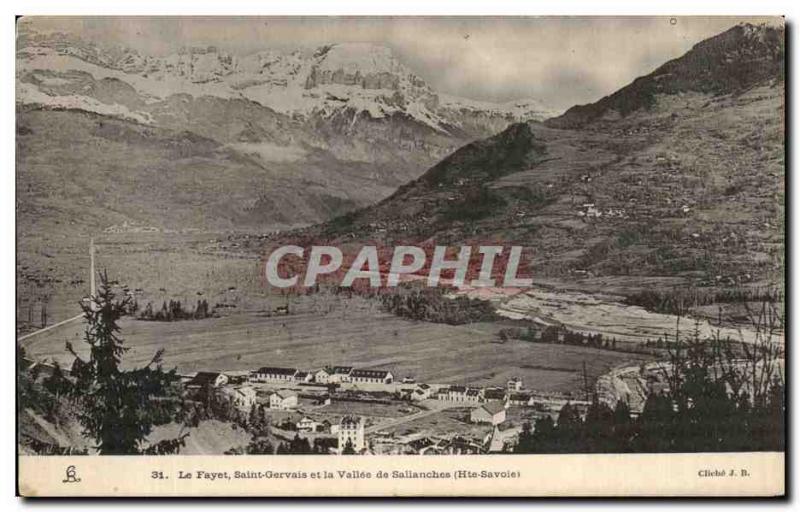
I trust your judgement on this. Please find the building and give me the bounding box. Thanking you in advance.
[439,385,467,402]
[470,402,507,425]
[249,366,298,383]
[485,424,522,453]
[507,377,523,392]
[220,385,257,412]
[411,383,432,401]
[269,390,298,410]
[338,416,365,454]
[465,388,482,403]
[507,392,532,407]
[314,367,333,384]
[295,371,313,383]
[186,372,228,390]
[350,369,394,384]
[296,416,319,433]
[483,388,507,403]
[330,366,354,383]
[438,385,480,403]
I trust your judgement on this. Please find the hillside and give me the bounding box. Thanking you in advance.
[293,23,784,293]
[547,23,784,129]
[16,27,558,233]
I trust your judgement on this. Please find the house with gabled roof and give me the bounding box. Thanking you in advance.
[295,371,313,383]
[483,387,507,403]
[314,367,333,384]
[249,366,298,383]
[269,389,298,410]
[507,377,523,392]
[330,366,354,383]
[186,371,228,389]
[219,385,257,412]
[296,416,318,433]
[470,402,507,425]
[338,416,365,453]
[507,392,532,407]
[350,368,393,384]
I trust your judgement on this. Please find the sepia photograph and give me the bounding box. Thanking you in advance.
[14,14,785,497]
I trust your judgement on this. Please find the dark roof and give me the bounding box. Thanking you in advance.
[188,372,222,386]
[350,369,391,378]
[253,367,297,376]
[340,415,362,426]
[332,366,353,374]
[484,388,506,400]
[466,389,481,397]
[477,402,506,415]
[448,385,467,393]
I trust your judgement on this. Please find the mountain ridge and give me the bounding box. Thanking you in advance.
[547,22,783,129]
[16,27,559,232]
[282,22,784,293]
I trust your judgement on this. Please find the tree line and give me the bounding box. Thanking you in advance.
[380,287,498,325]
[514,317,784,453]
[138,299,214,322]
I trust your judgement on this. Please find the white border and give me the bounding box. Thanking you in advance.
[3,1,796,510]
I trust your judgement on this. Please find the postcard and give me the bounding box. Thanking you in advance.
[16,15,785,497]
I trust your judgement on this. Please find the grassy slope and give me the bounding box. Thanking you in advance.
[15,107,393,235]
[23,295,651,395]
[304,83,783,294]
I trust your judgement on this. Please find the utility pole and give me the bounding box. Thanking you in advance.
[90,237,96,298]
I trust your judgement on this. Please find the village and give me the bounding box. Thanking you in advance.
[183,363,594,455]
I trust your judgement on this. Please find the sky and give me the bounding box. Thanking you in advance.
[19,16,781,111]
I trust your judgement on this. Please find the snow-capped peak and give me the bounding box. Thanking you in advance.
[17,30,556,131]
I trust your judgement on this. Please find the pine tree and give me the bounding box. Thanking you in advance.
[68,271,188,454]
[43,361,71,400]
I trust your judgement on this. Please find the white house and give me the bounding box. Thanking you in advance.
[470,402,507,425]
[330,366,354,383]
[250,366,298,383]
[295,371,313,383]
[269,390,298,410]
[338,416,365,454]
[296,416,319,433]
[465,388,482,403]
[439,385,467,402]
[350,369,394,385]
[220,385,257,412]
[507,377,523,392]
[411,383,432,401]
[438,385,480,403]
[314,368,333,384]
[186,372,228,390]
[507,392,532,407]
[483,388,507,403]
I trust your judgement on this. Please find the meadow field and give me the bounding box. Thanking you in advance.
[21,295,652,396]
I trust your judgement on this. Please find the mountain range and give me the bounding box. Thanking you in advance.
[292,23,785,291]
[16,27,556,233]
[16,22,785,294]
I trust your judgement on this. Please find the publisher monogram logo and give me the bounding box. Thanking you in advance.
[62,465,81,484]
